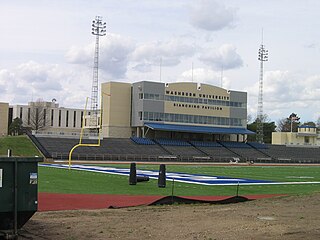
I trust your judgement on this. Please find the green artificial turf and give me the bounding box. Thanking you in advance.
[38,164,320,196]
[0,135,40,157]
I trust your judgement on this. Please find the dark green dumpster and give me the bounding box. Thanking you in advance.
[0,157,42,236]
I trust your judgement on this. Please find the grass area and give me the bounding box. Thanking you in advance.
[0,135,40,157]
[39,164,320,196]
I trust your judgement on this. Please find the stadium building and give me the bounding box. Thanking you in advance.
[101,81,253,141]
[8,100,85,137]
[3,81,320,164]
[272,125,318,146]
[1,81,253,141]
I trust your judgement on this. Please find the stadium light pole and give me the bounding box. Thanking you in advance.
[256,40,268,143]
[90,16,106,133]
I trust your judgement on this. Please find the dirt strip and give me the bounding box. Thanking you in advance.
[21,192,320,240]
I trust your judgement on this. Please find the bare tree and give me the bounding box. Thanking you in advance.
[276,113,300,132]
[25,99,50,131]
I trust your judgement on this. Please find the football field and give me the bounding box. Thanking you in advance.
[38,163,320,196]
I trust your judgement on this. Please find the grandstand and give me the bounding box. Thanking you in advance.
[30,135,320,164]
[5,80,320,164]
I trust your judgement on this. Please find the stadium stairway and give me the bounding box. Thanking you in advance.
[246,142,274,161]
[152,139,175,156]
[26,131,52,159]
[188,141,212,158]
[218,141,242,159]
[153,139,209,161]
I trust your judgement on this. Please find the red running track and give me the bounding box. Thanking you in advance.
[38,193,285,211]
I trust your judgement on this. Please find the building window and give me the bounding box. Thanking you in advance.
[27,108,30,125]
[58,110,61,127]
[43,109,46,127]
[20,107,23,119]
[73,111,76,128]
[51,109,54,126]
[81,111,83,127]
[35,108,39,128]
[66,110,69,127]
[142,111,243,127]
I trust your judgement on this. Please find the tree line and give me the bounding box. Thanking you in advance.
[247,113,319,143]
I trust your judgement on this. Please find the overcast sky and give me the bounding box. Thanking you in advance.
[1,0,320,123]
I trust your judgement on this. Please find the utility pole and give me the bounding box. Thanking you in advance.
[256,33,268,143]
[90,16,106,133]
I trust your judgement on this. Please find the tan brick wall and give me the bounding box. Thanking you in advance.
[101,82,132,138]
[0,102,9,136]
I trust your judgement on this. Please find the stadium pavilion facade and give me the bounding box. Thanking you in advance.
[101,81,253,142]
[1,81,253,142]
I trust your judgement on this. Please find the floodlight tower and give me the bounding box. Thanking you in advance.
[256,40,268,143]
[90,16,106,132]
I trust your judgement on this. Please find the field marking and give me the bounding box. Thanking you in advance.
[286,176,314,179]
[40,164,320,186]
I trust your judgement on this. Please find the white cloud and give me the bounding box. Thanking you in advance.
[0,61,92,108]
[0,61,65,103]
[65,33,135,79]
[189,0,237,31]
[15,61,62,91]
[199,44,243,70]
[65,45,92,65]
[0,69,17,104]
[131,38,196,72]
[178,68,230,89]
[246,70,320,121]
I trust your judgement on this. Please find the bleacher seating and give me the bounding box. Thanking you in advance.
[151,138,205,157]
[154,139,191,146]
[35,137,168,160]
[30,136,320,163]
[130,137,155,145]
[190,141,222,147]
[247,142,269,149]
[261,144,320,161]
[219,141,271,160]
[198,146,239,160]
[220,141,251,148]
[160,145,206,157]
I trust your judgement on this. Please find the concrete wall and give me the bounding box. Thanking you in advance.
[229,90,247,126]
[0,102,9,136]
[101,82,132,138]
[272,131,318,146]
[131,81,164,127]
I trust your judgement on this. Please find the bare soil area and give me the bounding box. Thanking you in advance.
[21,193,320,240]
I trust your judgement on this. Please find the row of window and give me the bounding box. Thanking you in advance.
[20,107,86,128]
[139,93,245,108]
[139,111,244,127]
[165,90,229,100]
